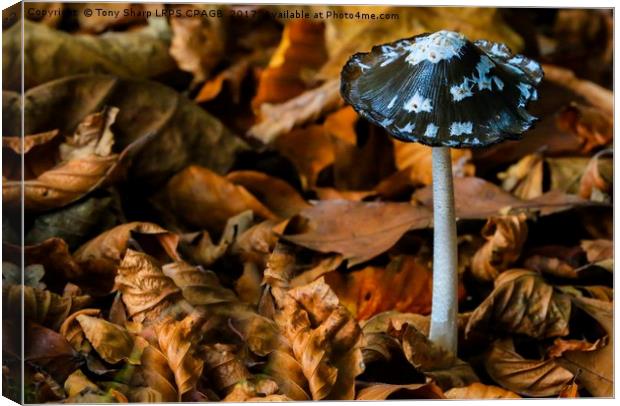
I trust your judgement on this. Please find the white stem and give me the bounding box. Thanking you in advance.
[429,146,458,355]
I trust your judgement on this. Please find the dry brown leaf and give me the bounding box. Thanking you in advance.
[138,344,179,402]
[394,324,479,390]
[179,211,254,268]
[498,153,544,200]
[283,200,432,266]
[252,20,327,109]
[325,256,434,320]
[248,79,343,144]
[356,382,445,400]
[203,343,251,393]
[161,261,237,306]
[579,150,612,201]
[223,376,291,402]
[232,219,280,267]
[445,382,521,399]
[471,214,528,282]
[466,270,571,339]
[114,250,182,323]
[580,239,613,263]
[59,308,101,354]
[557,296,613,397]
[547,338,603,358]
[64,369,99,398]
[484,338,573,397]
[157,165,277,233]
[556,103,613,154]
[3,284,89,331]
[155,312,207,399]
[393,141,474,186]
[4,20,175,91]
[195,53,261,103]
[226,170,310,218]
[558,382,580,398]
[25,322,82,383]
[74,222,179,294]
[269,278,363,400]
[170,8,225,83]
[76,315,136,365]
[413,177,594,220]
[362,311,430,336]
[273,125,334,189]
[2,107,122,212]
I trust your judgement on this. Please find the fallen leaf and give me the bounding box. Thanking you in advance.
[269,278,364,400]
[253,20,327,109]
[25,322,82,383]
[3,20,175,91]
[203,343,251,393]
[466,270,571,339]
[60,309,101,354]
[3,284,89,331]
[413,177,596,219]
[282,200,432,266]
[579,149,613,201]
[394,324,479,390]
[325,255,434,320]
[580,239,613,263]
[484,338,573,397]
[24,195,118,250]
[161,261,237,306]
[137,343,179,402]
[3,75,248,189]
[497,153,544,200]
[445,382,521,399]
[547,337,603,358]
[76,315,136,364]
[393,141,474,186]
[226,170,310,218]
[114,249,183,323]
[223,376,291,402]
[64,369,99,398]
[471,214,528,282]
[155,312,207,399]
[556,103,612,154]
[74,222,179,294]
[248,79,343,144]
[170,8,225,83]
[156,165,277,233]
[179,211,254,268]
[557,296,613,397]
[356,382,445,400]
[272,125,335,189]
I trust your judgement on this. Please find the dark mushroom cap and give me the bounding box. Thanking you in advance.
[340,30,543,148]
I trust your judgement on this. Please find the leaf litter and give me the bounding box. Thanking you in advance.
[1,5,613,402]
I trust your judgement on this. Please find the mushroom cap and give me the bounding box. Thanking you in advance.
[340,30,543,148]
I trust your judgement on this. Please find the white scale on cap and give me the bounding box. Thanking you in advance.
[405,30,466,65]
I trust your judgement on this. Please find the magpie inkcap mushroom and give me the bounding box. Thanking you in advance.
[340,30,543,148]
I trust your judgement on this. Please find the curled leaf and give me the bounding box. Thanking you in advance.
[114,250,182,322]
[466,270,571,339]
[203,343,251,393]
[155,313,207,398]
[471,214,528,282]
[484,338,573,397]
[271,278,364,400]
[76,315,136,365]
[161,261,237,306]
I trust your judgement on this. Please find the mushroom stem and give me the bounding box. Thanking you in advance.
[429,146,458,355]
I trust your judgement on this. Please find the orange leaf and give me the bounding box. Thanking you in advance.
[252,20,327,109]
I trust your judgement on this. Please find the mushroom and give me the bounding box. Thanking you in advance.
[340,30,543,354]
